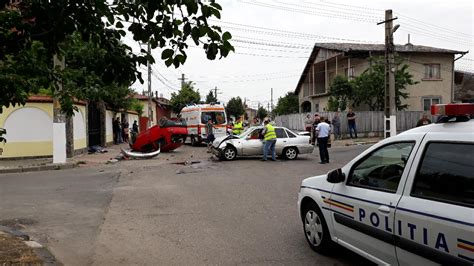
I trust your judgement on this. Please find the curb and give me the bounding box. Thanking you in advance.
[344,141,380,146]
[0,162,77,174]
[0,226,58,265]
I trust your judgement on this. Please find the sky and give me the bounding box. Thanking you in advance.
[125,0,473,110]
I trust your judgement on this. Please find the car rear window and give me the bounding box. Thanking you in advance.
[411,142,474,208]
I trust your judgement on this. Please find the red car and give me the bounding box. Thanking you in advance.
[130,119,187,152]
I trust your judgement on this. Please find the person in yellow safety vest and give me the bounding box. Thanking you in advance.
[261,119,277,161]
[232,117,244,135]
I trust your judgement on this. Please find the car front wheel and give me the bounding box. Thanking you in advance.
[283,147,298,160]
[302,202,333,253]
[222,146,237,161]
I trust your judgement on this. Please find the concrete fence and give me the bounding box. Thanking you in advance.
[275,111,432,136]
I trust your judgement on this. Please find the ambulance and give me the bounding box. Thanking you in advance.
[180,103,228,146]
[298,103,474,265]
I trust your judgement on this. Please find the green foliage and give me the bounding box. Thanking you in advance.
[0,1,234,113]
[352,57,416,111]
[0,128,6,144]
[130,98,144,116]
[273,92,299,115]
[328,76,353,111]
[170,82,201,113]
[257,106,268,120]
[226,97,245,119]
[205,90,218,104]
[0,41,51,113]
[327,57,417,111]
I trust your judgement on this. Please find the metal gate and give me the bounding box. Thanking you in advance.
[88,101,101,147]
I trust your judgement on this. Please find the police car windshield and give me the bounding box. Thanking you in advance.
[201,112,226,125]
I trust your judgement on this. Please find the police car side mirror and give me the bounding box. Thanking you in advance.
[327,168,345,183]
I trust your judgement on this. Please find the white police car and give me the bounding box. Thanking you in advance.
[298,104,474,265]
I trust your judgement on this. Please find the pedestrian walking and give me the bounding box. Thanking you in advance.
[205,118,216,152]
[331,112,341,140]
[416,113,432,127]
[304,113,313,133]
[261,119,277,161]
[316,116,331,164]
[347,108,358,138]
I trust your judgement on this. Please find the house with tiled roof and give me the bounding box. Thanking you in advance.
[294,42,467,112]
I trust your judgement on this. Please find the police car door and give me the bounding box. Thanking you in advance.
[330,138,417,265]
[394,134,474,265]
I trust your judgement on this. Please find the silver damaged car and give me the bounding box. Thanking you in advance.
[211,126,314,160]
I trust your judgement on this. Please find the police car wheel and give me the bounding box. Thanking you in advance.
[283,147,298,160]
[302,202,333,253]
[222,146,237,160]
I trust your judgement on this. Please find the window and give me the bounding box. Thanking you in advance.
[424,64,441,79]
[201,112,226,124]
[348,142,415,192]
[412,142,474,207]
[423,97,440,111]
[275,128,288,138]
[315,103,320,112]
[286,129,297,138]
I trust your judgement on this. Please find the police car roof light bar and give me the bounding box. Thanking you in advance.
[431,103,474,116]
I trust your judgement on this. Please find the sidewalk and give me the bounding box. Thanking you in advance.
[331,137,382,147]
[0,143,129,174]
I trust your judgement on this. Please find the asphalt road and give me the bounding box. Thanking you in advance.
[0,144,372,265]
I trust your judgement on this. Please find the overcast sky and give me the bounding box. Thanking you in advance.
[126,0,473,109]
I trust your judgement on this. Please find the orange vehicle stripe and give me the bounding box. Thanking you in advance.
[323,199,354,212]
[187,125,227,128]
[458,243,474,252]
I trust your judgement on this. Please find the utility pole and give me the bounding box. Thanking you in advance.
[178,73,187,89]
[378,9,399,138]
[53,54,67,164]
[147,43,153,128]
[270,88,273,113]
[214,86,219,100]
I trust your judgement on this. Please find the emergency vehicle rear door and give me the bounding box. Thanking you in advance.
[329,139,417,265]
[394,134,474,265]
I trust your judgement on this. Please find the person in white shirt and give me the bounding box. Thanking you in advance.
[315,117,331,164]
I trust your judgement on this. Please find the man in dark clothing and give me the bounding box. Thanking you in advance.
[113,117,121,144]
[205,118,216,151]
[347,108,358,138]
[132,120,139,133]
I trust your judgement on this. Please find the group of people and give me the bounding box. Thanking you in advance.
[303,108,359,164]
[113,117,139,145]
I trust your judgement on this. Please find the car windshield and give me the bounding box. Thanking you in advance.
[201,111,226,125]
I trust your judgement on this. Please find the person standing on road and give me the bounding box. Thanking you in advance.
[261,119,277,161]
[205,118,216,152]
[311,114,321,145]
[416,113,432,127]
[113,117,122,144]
[304,113,313,133]
[331,112,341,140]
[232,116,244,135]
[347,108,358,138]
[316,116,331,164]
[122,119,130,143]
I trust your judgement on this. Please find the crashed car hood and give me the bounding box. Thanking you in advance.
[213,135,239,148]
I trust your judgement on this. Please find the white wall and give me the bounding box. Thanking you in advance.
[106,110,114,136]
[4,107,52,142]
[73,109,86,140]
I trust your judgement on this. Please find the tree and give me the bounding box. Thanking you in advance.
[205,90,218,104]
[328,76,354,111]
[226,97,245,119]
[273,92,299,115]
[257,106,268,120]
[130,98,144,117]
[0,1,234,114]
[352,57,416,111]
[170,82,201,113]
